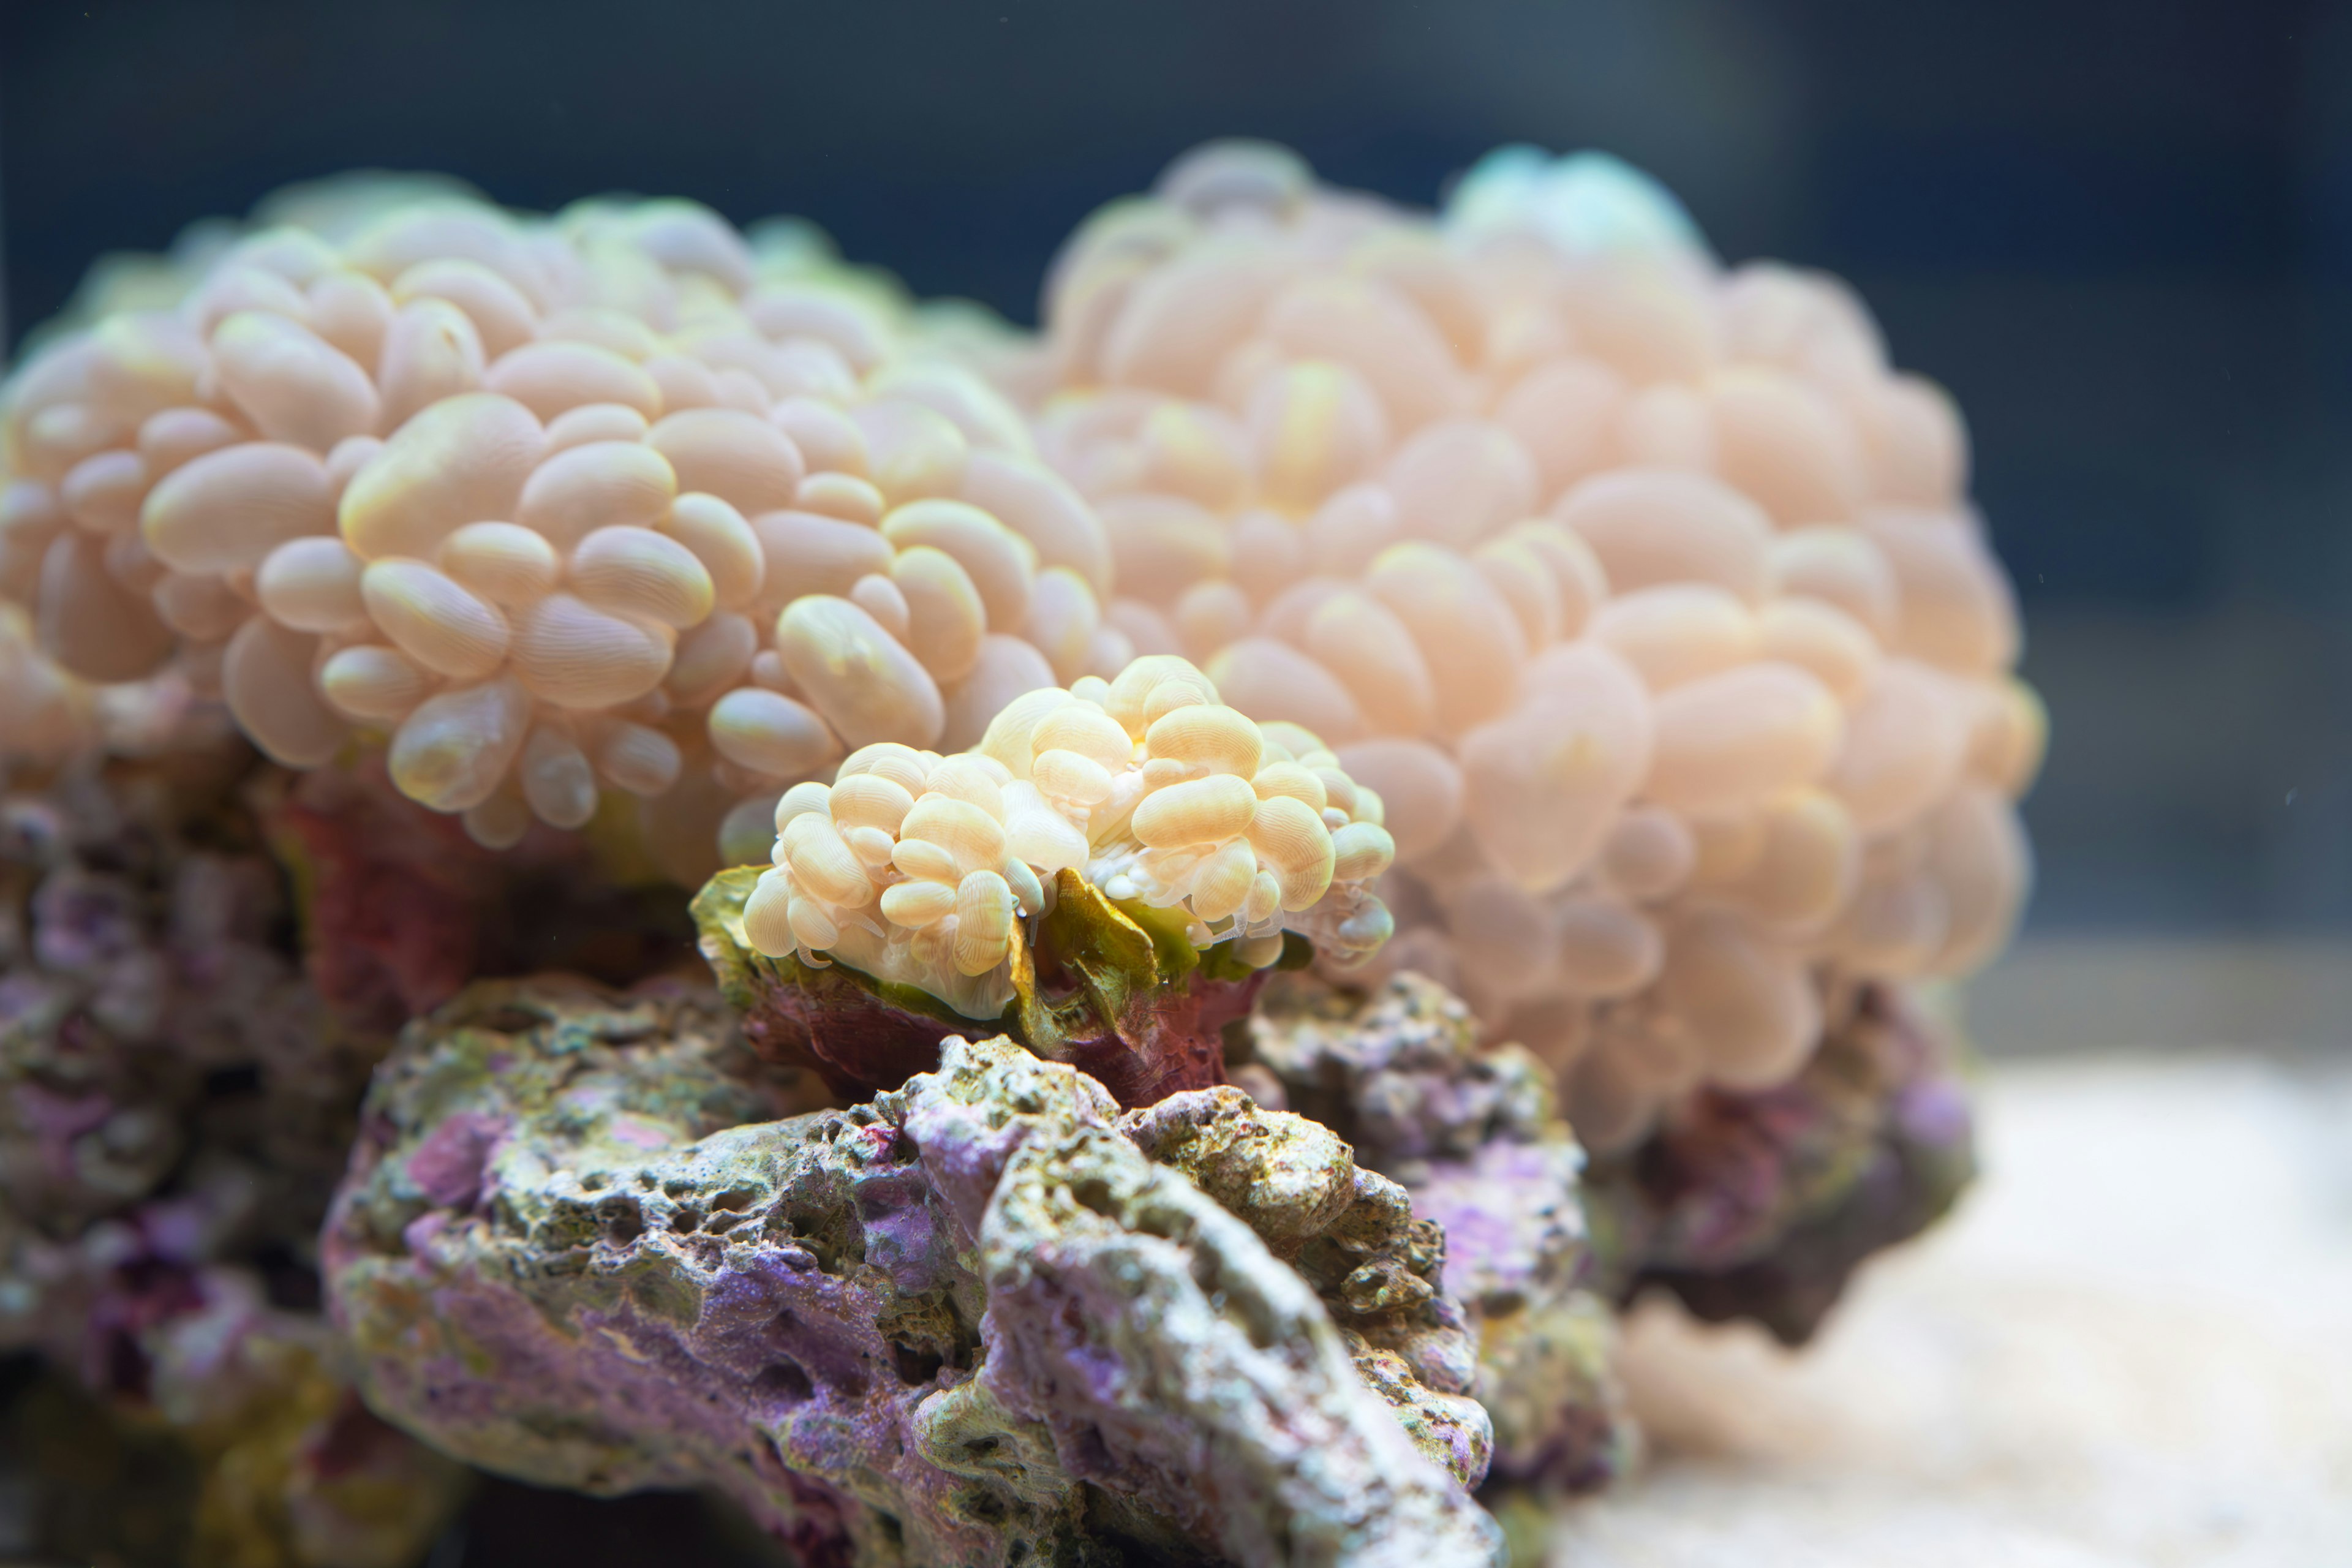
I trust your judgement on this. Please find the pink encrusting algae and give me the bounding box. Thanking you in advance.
[997,141,2041,1147]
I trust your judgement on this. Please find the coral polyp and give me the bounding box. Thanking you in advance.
[695,652,1398,1107]
[741,654,1393,1013]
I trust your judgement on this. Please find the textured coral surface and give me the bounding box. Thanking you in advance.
[325,980,1503,1566]
[0,140,2037,1142]
[1246,973,1634,1491]
[0,173,1131,880]
[1010,142,2038,1150]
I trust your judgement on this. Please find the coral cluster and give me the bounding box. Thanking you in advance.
[0,179,1116,875]
[0,143,2038,1144]
[0,138,2034,1567]
[324,981,1505,1567]
[1002,142,2038,1145]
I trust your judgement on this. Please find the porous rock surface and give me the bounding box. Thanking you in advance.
[0,737,469,1567]
[1585,979,1975,1345]
[1246,973,1633,1491]
[323,978,1505,1567]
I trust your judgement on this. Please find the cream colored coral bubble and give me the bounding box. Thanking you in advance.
[708,685,840,780]
[360,557,510,678]
[387,677,531,813]
[320,644,432,721]
[510,592,670,707]
[209,311,380,451]
[516,440,677,548]
[775,594,946,751]
[486,341,661,422]
[1458,642,1654,892]
[1556,467,1773,603]
[439,521,560,605]
[61,448,148,534]
[377,299,487,429]
[257,535,368,631]
[570,524,715,628]
[1589,584,1756,691]
[1645,661,1843,815]
[592,720,680,797]
[889,546,987,682]
[1362,540,1526,733]
[1656,909,1821,1088]
[142,442,334,574]
[1133,774,1257,848]
[645,408,805,514]
[340,392,542,562]
[1144,702,1262,777]
[222,615,347,766]
[518,726,598,829]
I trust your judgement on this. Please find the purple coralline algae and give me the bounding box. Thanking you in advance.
[1583,979,1977,1345]
[323,978,1506,1566]
[1245,973,1634,1493]
[0,741,468,1567]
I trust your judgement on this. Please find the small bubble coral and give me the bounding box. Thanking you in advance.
[701,655,1395,1105]
[1015,140,2042,1147]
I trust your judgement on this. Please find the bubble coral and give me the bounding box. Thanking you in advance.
[698,654,1396,1106]
[1012,140,2043,1146]
[0,178,1120,870]
[0,145,2038,1547]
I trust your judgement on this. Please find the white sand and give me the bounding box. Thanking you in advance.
[1552,1053,2352,1567]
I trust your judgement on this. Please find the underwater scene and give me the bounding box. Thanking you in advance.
[2,4,2345,1566]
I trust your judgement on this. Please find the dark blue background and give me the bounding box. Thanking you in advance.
[5,0,2343,935]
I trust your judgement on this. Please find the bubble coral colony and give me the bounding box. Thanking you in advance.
[0,141,2037,1566]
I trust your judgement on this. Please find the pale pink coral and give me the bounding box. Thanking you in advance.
[1008,141,2041,1146]
[0,183,1117,876]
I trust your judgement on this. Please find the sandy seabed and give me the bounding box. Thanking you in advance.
[1553,1052,2352,1567]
